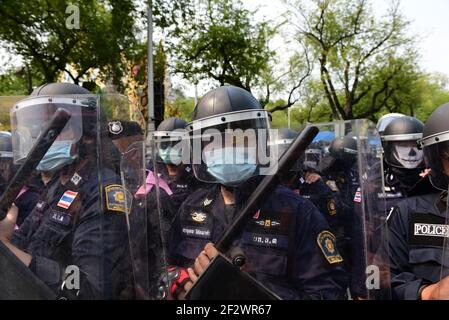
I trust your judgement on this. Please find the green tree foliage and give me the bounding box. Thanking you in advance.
[0,67,44,95]
[287,0,422,120]
[169,0,275,93]
[166,97,196,121]
[375,72,449,122]
[0,0,137,89]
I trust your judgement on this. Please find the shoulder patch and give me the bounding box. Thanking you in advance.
[105,184,131,214]
[327,198,337,216]
[317,231,343,264]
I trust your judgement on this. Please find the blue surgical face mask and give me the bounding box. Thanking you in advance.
[159,147,183,165]
[37,140,77,172]
[204,147,257,186]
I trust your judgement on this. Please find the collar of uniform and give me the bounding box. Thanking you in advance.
[202,186,219,208]
[63,160,93,190]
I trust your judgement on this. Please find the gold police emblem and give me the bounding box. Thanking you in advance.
[191,211,207,223]
[317,231,343,264]
[105,184,130,214]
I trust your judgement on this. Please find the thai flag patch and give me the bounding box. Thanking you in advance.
[353,188,362,203]
[57,190,78,210]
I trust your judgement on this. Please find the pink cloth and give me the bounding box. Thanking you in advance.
[135,170,173,198]
[16,187,28,200]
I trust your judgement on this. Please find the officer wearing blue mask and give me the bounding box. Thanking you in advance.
[0,83,131,299]
[166,86,347,300]
[154,118,204,212]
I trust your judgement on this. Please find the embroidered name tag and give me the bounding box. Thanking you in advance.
[49,210,71,226]
[243,232,288,249]
[182,227,211,239]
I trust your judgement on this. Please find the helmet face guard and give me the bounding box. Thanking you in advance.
[154,130,189,166]
[419,133,449,191]
[186,110,274,186]
[10,95,95,164]
[269,136,304,173]
[304,149,322,171]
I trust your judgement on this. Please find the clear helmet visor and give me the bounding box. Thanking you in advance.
[154,130,188,166]
[10,95,89,164]
[424,141,449,191]
[188,110,273,186]
[304,149,322,171]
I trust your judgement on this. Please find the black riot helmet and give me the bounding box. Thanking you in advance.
[154,117,188,166]
[0,131,13,158]
[186,86,272,186]
[11,82,95,172]
[377,113,406,136]
[418,103,449,190]
[0,131,15,185]
[381,116,424,170]
[329,135,358,162]
[319,134,358,174]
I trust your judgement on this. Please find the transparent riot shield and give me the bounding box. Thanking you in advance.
[0,96,26,195]
[0,95,56,299]
[99,94,168,300]
[307,120,390,300]
[185,122,348,300]
[0,92,163,300]
[438,152,449,299]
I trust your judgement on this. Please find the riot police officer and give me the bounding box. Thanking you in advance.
[275,129,340,234]
[388,102,449,300]
[0,131,15,193]
[0,131,42,226]
[0,83,130,299]
[381,116,434,213]
[154,117,204,212]
[167,86,347,300]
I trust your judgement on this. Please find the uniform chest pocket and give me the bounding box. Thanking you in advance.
[32,221,72,248]
[242,232,289,276]
[409,247,447,283]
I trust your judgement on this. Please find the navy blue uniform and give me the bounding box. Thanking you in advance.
[158,164,204,212]
[295,177,339,234]
[168,184,348,300]
[12,162,130,299]
[323,168,359,251]
[388,192,449,300]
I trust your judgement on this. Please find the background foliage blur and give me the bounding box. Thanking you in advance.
[1,0,448,129]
